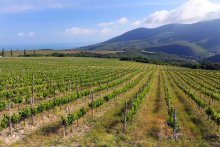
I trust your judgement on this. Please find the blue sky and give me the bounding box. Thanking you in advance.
[0,0,220,49]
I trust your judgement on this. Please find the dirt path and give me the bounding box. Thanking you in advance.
[127,69,171,146]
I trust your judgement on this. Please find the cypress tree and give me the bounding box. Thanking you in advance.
[1,48,5,57]
[10,49,13,57]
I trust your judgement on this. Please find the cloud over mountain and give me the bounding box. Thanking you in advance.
[145,0,220,28]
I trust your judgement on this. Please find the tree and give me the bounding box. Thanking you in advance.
[1,47,5,57]
[10,49,13,57]
[24,49,26,55]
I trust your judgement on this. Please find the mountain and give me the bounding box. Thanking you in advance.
[80,19,220,59]
[106,19,220,49]
[204,54,220,62]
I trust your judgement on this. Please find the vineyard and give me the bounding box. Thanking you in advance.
[0,57,219,146]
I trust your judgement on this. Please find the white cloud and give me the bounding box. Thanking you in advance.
[145,0,220,28]
[0,1,176,14]
[98,17,129,28]
[65,27,94,35]
[117,17,129,25]
[2,4,35,13]
[29,32,35,36]
[98,22,114,27]
[17,32,24,37]
[0,0,81,13]
[101,28,113,34]
[17,32,35,37]
[132,20,142,26]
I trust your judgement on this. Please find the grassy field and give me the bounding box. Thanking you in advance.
[0,57,219,146]
[1,50,118,57]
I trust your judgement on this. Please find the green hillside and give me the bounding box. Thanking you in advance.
[80,19,220,60]
[145,41,208,58]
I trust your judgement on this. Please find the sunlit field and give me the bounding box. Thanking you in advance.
[0,57,218,146]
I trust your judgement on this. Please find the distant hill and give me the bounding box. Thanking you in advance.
[80,19,220,59]
[106,19,220,50]
[145,41,208,58]
[204,54,220,62]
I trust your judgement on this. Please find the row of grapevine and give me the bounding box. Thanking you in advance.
[169,71,220,128]
[60,72,146,136]
[181,71,220,94]
[89,73,145,109]
[122,71,154,124]
[0,69,134,106]
[0,71,140,130]
[174,71,220,102]
[0,68,138,112]
[61,107,87,136]
[162,72,180,132]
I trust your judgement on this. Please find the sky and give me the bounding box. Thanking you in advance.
[1,0,220,49]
